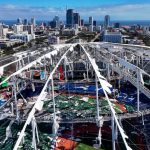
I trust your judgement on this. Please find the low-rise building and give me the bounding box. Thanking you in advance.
[48,36,59,44]
[0,39,22,48]
[103,30,123,43]
[10,32,35,43]
[61,29,78,36]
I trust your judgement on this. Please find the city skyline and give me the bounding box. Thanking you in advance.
[0,0,150,20]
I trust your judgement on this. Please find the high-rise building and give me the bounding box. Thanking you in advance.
[31,17,36,27]
[89,25,93,32]
[53,16,59,22]
[49,16,60,29]
[89,16,93,25]
[53,16,60,28]
[104,15,110,28]
[23,25,34,34]
[114,23,120,28]
[23,19,28,25]
[17,18,22,25]
[49,21,57,29]
[13,24,23,34]
[81,19,84,26]
[73,13,80,25]
[93,20,97,26]
[0,23,3,38]
[66,9,74,27]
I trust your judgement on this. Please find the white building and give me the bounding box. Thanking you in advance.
[103,31,123,43]
[13,24,24,34]
[2,28,9,37]
[10,32,35,43]
[0,24,9,38]
[13,24,34,35]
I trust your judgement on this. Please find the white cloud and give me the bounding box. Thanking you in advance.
[0,4,150,20]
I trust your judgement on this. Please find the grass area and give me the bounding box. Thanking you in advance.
[76,143,104,150]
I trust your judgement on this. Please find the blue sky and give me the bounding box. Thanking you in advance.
[0,0,150,20]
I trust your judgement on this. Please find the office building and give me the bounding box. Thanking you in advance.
[104,15,110,28]
[13,24,34,35]
[89,16,93,25]
[66,9,74,27]
[89,25,93,32]
[93,20,97,26]
[10,32,35,43]
[114,23,120,28]
[53,16,60,29]
[23,19,28,25]
[0,23,3,38]
[31,17,36,27]
[143,26,150,33]
[23,25,34,34]
[53,16,59,22]
[13,24,24,34]
[74,24,79,30]
[2,27,9,37]
[96,26,102,32]
[81,19,84,26]
[73,13,80,25]
[49,21,57,29]
[17,18,22,25]
[103,30,122,43]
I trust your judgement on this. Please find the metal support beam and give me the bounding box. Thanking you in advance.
[137,69,140,113]
[95,76,100,119]
[86,59,89,81]
[51,76,56,134]
[64,59,67,82]
[31,117,37,150]
[13,77,19,121]
[111,114,115,150]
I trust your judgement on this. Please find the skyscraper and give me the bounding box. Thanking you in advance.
[114,22,120,28]
[81,19,84,26]
[31,17,36,27]
[89,16,93,25]
[23,19,28,25]
[17,18,22,25]
[53,16,60,28]
[23,25,34,34]
[66,9,74,27]
[0,23,3,38]
[73,13,80,25]
[104,15,110,28]
[53,16,59,22]
[93,20,97,26]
